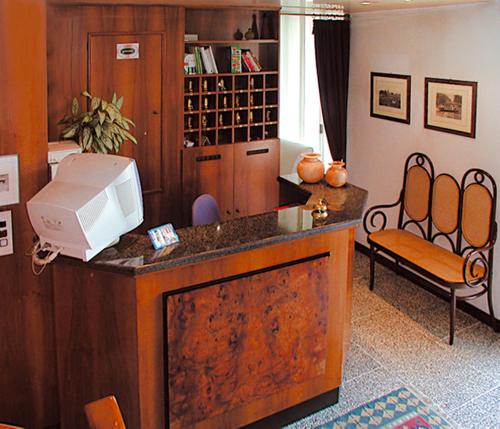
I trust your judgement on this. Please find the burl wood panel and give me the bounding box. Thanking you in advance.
[166,257,329,427]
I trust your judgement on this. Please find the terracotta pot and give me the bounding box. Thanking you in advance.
[325,161,348,188]
[297,153,325,184]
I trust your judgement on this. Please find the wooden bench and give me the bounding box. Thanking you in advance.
[363,153,497,345]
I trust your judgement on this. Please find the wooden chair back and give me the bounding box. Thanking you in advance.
[398,153,434,239]
[84,395,126,429]
[398,153,497,255]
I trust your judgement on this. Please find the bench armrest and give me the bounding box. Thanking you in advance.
[363,195,402,235]
[463,241,495,288]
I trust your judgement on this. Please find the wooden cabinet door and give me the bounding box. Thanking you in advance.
[182,145,234,224]
[89,33,163,228]
[234,139,279,218]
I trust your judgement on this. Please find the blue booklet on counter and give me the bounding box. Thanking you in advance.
[147,223,180,250]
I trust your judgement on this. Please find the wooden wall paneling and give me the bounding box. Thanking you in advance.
[47,5,185,228]
[161,6,185,228]
[233,139,279,217]
[185,8,279,41]
[88,32,164,228]
[0,1,59,427]
[182,145,235,222]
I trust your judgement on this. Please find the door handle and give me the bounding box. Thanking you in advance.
[196,154,221,162]
[247,148,269,156]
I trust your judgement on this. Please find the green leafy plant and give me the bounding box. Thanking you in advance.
[59,91,137,154]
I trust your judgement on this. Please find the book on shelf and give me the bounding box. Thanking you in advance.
[184,53,196,75]
[241,49,262,72]
[193,47,203,74]
[231,46,242,73]
[200,46,218,74]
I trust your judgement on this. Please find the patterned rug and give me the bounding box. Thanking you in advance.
[314,388,452,429]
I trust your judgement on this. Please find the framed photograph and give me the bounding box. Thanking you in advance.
[0,154,19,206]
[371,72,411,124]
[425,78,477,138]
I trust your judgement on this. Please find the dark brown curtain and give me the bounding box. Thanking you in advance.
[313,20,350,162]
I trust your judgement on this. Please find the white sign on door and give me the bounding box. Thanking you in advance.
[116,43,140,60]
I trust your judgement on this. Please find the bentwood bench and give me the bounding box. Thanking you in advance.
[363,153,497,345]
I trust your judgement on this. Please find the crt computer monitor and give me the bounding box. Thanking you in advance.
[27,153,143,262]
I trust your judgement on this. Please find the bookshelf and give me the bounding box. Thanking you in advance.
[182,8,280,224]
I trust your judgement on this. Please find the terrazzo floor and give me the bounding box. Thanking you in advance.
[285,251,500,429]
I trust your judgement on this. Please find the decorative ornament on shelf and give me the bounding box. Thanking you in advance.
[297,153,325,184]
[234,28,243,40]
[325,160,348,188]
[244,28,255,40]
[59,91,137,154]
[251,13,260,39]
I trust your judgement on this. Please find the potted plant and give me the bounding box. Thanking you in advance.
[59,91,137,154]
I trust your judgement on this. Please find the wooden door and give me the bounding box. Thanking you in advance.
[89,33,163,228]
[182,145,234,224]
[234,139,279,218]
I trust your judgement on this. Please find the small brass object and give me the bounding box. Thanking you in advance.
[223,96,228,108]
[218,78,226,91]
[235,95,240,108]
[266,110,271,122]
[311,198,329,220]
[249,95,254,107]
[249,111,254,124]
[187,117,193,129]
[250,77,255,89]
[188,80,194,93]
[202,80,208,92]
[219,114,224,126]
[203,97,209,110]
[187,98,193,111]
[201,115,207,129]
[236,112,241,125]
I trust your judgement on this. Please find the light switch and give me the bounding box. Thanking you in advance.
[0,211,13,256]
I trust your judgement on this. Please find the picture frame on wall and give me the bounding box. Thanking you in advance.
[424,78,477,138]
[370,72,411,124]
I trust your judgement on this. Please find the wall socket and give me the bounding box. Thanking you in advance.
[0,210,13,256]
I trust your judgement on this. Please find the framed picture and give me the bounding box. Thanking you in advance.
[371,72,411,124]
[0,154,19,206]
[424,78,477,138]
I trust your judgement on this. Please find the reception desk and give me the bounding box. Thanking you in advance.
[53,175,367,428]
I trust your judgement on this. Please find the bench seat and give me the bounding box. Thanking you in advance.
[362,152,497,344]
[369,229,483,285]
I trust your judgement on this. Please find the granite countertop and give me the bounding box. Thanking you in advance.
[65,174,368,276]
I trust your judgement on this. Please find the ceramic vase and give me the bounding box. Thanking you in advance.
[325,161,348,188]
[297,153,324,184]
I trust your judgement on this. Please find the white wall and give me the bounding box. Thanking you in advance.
[348,0,500,314]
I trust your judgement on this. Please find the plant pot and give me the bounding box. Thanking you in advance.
[325,161,348,188]
[297,153,324,184]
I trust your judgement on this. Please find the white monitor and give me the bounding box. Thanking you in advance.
[27,153,143,262]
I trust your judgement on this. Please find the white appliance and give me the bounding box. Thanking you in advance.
[48,141,82,180]
[27,153,143,262]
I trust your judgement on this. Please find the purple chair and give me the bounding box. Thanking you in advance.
[192,194,221,226]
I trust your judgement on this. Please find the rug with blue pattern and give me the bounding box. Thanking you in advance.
[315,388,452,429]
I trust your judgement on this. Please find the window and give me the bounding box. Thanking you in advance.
[279,15,332,165]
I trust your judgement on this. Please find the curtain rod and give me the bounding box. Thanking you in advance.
[280,12,350,20]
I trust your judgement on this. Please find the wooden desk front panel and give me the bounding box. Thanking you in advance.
[165,256,329,428]
[53,227,354,428]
